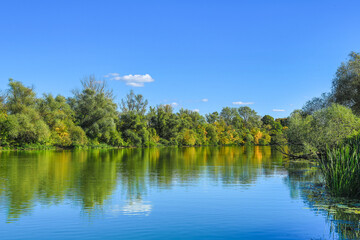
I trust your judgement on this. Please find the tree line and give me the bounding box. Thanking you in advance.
[2,51,359,152]
[0,76,286,149]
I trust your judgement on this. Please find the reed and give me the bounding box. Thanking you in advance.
[319,136,360,198]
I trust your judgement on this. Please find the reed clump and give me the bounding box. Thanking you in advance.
[319,136,360,198]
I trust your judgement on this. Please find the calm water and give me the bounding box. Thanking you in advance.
[0,146,359,239]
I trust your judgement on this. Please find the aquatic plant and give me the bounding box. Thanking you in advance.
[319,136,360,198]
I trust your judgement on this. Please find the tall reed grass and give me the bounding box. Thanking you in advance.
[319,136,360,198]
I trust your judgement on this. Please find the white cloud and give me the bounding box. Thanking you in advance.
[122,200,152,216]
[272,109,285,112]
[193,109,200,112]
[232,101,254,105]
[201,98,208,102]
[105,73,154,87]
[104,73,119,78]
[127,82,144,87]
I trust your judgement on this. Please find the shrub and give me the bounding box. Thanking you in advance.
[287,104,360,155]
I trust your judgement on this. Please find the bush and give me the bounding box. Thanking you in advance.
[124,129,142,147]
[178,129,197,146]
[69,126,88,146]
[287,104,360,155]
[159,138,169,146]
[245,134,254,144]
[108,130,124,147]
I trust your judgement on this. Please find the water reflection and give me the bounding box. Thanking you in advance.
[284,160,360,240]
[0,146,281,221]
[1,146,360,239]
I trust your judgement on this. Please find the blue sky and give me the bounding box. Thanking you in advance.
[1,0,360,118]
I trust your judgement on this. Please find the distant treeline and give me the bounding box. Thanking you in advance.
[2,51,360,151]
[0,76,286,149]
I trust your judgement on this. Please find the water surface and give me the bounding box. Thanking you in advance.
[0,146,358,239]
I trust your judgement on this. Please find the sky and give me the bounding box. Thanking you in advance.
[1,0,360,118]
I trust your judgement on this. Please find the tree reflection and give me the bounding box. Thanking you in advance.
[2,147,359,238]
[0,147,281,221]
[284,160,360,240]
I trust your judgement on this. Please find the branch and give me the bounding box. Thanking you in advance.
[272,142,315,160]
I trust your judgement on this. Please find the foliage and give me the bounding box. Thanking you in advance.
[286,104,360,155]
[261,115,274,126]
[332,52,360,114]
[178,129,197,146]
[237,106,261,129]
[6,79,37,114]
[38,94,87,146]
[120,89,148,115]
[119,91,152,146]
[148,105,179,143]
[69,76,120,145]
[275,118,288,127]
[319,136,360,198]
[302,92,333,116]
[302,52,360,115]
[3,80,50,146]
[205,111,219,124]
[0,77,286,149]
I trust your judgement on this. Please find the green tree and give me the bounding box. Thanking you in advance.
[178,128,197,146]
[121,90,148,115]
[275,118,288,127]
[205,111,219,124]
[287,104,360,155]
[6,79,37,114]
[0,92,9,145]
[205,124,218,145]
[261,115,274,126]
[69,76,120,145]
[38,94,87,146]
[4,79,50,145]
[237,106,261,129]
[148,105,179,144]
[119,90,150,146]
[331,52,360,113]
[220,107,239,126]
[177,109,205,130]
[302,93,332,115]
[0,91,5,112]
